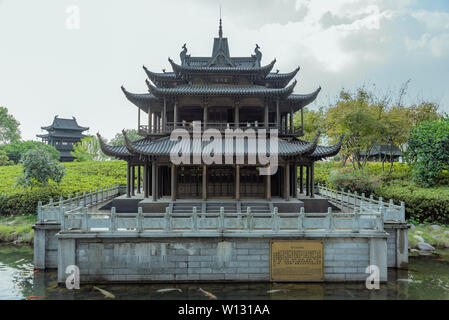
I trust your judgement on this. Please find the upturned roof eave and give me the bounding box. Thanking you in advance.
[121,85,162,112]
[97,132,132,158]
[145,79,296,98]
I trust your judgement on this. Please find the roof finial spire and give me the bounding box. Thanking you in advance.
[218,5,223,38]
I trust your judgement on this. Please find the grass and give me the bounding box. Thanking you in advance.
[0,215,36,244]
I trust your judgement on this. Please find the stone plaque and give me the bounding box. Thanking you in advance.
[270,240,324,281]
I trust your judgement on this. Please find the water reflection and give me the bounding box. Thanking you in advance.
[1,244,449,300]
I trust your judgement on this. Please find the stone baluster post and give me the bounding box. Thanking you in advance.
[298,207,305,231]
[137,207,143,233]
[165,207,171,231]
[37,201,43,222]
[110,207,116,232]
[328,207,334,231]
[192,207,198,232]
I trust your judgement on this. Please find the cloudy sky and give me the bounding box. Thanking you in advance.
[1,0,448,141]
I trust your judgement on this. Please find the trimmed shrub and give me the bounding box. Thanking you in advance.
[327,167,380,195]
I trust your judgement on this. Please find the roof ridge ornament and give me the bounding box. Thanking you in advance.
[254,44,262,67]
[180,43,190,66]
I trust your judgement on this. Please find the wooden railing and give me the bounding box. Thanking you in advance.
[316,183,405,223]
[139,122,302,135]
[61,205,384,234]
[37,184,120,224]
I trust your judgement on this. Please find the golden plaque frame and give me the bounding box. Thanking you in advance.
[270,240,324,282]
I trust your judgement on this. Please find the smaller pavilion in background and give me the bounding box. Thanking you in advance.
[37,116,89,162]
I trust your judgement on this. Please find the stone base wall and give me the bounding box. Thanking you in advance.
[33,224,60,269]
[57,235,387,283]
[385,223,409,269]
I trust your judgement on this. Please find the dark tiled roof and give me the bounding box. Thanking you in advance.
[36,132,87,139]
[99,130,342,162]
[145,80,296,97]
[115,130,319,157]
[286,87,322,103]
[264,67,300,87]
[211,37,230,58]
[41,116,89,131]
[279,87,322,112]
[121,86,161,111]
[308,135,344,160]
[142,66,183,86]
[359,145,402,157]
[97,133,132,157]
[169,58,276,77]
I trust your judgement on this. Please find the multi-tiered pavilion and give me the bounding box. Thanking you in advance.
[99,20,342,213]
[37,116,89,162]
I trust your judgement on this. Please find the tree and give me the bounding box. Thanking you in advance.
[109,129,141,146]
[293,107,326,142]
[405,117,449,187]
[0,149,13,166]
[72,136,109,161]
[325,88,384,169]
[16,147,66,188]
[0,141,60,164]
[380,106,410,175]
[0,107,21,144]
[407,101,440,127]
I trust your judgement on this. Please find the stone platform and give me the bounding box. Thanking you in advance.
[103,194,334,214]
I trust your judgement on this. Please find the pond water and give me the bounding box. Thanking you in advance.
[1,244,449,300]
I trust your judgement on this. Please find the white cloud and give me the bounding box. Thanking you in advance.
[411,10,449,30]
[0,0,447,141]
[406,33,449,57]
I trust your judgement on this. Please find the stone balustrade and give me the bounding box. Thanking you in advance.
[316,183,405,223]
[60,205,385,234]
[36,184,120,224]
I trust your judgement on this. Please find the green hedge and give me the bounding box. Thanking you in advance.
[0,161,127,216]
[377,181,449,224]
[314,162,449,224]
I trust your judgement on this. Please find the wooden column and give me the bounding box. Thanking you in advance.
[311,162,315,198]
[293,163,298,198]
[147,106,151,133]
[203,105,208,128]
[174,101,178,128]
[162,98,167,132]
[235,165,240,200]
[285,162,290,201]
[266,166,271,200]
[137,166,141,194]
[126,162,131,198]
[152,160,157,201]
[152,112,157,134]
[202,164,207,200]
[131,166,135,196]
[306,165,310,197]
[276,98,280,128]
[264,101,269,128]
[301,108,304,135]
[290,108,294,133]
[299,165,304,195]
[143,162,149,198]
[171,164,176,201]
[148,162,152,196]
[138,108,141,132]
[234,103,239,128]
